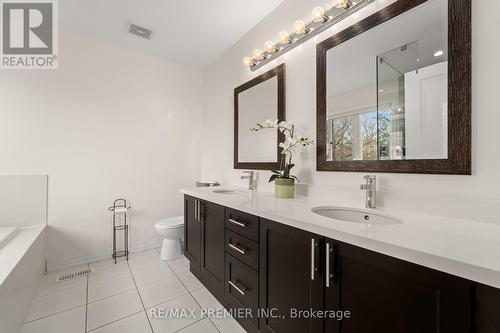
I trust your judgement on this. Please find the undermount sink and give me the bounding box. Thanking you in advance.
[212,189,246,194]
[311,206,402,225]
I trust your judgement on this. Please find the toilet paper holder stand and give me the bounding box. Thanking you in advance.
[108,199,131,263]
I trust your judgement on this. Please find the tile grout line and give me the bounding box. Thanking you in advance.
[86,285,136,305]
[25,252,144,330]
[86,309,145,332]
[86,259,157,332]
[31,251,218,333]
[127,259,155,333]
[165,257,224,333]
[85,259,144,332]
[173,317,210,333]
[187,287,223,333]
[164,261,218,333]
[86,260,182,306]
[23,304,86,325]
[153,252,218,332]
[35,280,88,298]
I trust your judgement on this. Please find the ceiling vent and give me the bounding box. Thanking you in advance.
[129,23,152,40]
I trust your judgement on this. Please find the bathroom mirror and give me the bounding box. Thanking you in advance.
[317,0,471,174]
[234,64,285,170]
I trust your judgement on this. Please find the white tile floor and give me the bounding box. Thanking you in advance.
[21,248,246,333]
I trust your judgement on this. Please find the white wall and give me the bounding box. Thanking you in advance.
[0,175,47,228]
[201,0,500,222]
[0,30,203,268]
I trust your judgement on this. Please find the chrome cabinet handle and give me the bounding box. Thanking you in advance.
[311,238,316,281]
[228,219,246,227]
[326,243,333,288]
[194,200,198,221]
[228,280,247,296]
[228,243,246,255]
[197,201,201,221]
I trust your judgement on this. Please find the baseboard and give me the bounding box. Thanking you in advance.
[46,238,163,272]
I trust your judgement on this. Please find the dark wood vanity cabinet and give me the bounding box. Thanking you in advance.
[324,238,472,333]
[184,196,201,272]
[259,219,324,333]
[199,200,225,298]
[224,208,261,333]
[259,222,472,333]
[184,196,225,299]
[475,284,500,333]
[184,196,499,333]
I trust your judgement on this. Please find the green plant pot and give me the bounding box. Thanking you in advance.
[275,178,295,199]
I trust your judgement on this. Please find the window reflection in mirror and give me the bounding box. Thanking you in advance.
[326,0,448,162]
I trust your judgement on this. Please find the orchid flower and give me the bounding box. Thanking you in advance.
[252,119,314,182]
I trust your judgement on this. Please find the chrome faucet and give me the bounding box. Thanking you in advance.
[241,171,259,191]
[360,175,377,209]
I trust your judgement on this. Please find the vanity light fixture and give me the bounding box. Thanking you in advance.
[334,0,354,9]
[242,0,375,71]
[242,56,255,67]
[278,31,291,45]
[265,40,278,53]
[312,7,328,23]
[293,20,309,35]
[253,49,265,61]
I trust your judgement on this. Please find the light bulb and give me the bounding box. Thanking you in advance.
[312,7,327,23]
[293,20,307,34]
[278,31,290,44]
[252,49,264,61]
[334,0,352,9]
[265,41,278,53]
[242,56,254,67]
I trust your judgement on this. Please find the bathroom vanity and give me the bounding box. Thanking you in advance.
[182,188,500,333]
[182,0,483,331]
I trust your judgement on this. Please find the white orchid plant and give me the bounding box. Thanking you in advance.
[252,119,314,183]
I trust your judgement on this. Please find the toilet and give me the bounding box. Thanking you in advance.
[155,216,184,261]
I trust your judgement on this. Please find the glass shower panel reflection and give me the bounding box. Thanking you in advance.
[377,53,407,160]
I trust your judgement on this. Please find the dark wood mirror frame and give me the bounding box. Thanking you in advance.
[234,63,286,170]
[316,0,471,175]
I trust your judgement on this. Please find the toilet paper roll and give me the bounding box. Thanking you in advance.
[113,207,129,214]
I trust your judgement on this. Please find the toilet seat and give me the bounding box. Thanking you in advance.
[155,216,184,230]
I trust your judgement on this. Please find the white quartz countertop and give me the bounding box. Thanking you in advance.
[181,187,500,289]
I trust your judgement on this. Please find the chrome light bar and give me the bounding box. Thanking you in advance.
[243,0,375,72]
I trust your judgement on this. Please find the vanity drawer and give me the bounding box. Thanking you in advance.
[225,254,259,327]
[225,230,258,271]
[225,208,259,242]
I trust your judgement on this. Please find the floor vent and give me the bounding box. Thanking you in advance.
[56,268,93,283]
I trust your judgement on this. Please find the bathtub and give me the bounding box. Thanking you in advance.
[0,225,46,333]
[0,226,21,249]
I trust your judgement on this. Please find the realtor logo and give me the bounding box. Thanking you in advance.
[1,0,58,69]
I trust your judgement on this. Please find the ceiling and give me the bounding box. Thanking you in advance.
[60,0,284,69]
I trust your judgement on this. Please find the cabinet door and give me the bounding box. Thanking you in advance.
[200,201,225,298]
[324,238,472,333]
[259,219,324,333]
[475,283,500,333]
[184,196,201,273]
